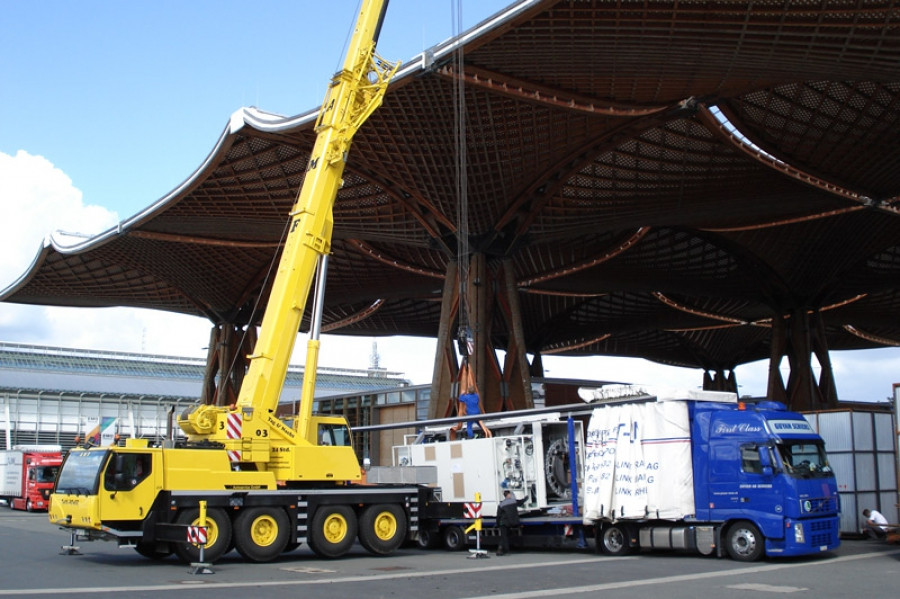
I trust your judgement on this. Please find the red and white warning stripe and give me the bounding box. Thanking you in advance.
[226,412,242,439]
[187,525,208,545]
[226,412,242,462]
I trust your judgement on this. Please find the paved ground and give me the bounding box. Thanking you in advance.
[2,509,898,598]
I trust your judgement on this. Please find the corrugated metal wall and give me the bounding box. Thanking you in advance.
[806,408,898,535]
[1,390,194,451]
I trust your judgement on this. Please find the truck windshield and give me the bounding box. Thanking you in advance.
[34,466,59,483]
[777,441,832,478]
[54,449,109,495]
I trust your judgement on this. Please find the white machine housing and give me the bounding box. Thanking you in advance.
[394,415,584,517]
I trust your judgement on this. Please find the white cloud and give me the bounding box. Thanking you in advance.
[0,150,117,283]
[0,151,211,358]
[0,150,438,373]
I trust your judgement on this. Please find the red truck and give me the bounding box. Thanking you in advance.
[0,446,62,511]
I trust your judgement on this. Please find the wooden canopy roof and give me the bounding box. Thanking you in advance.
[4,0,900,374]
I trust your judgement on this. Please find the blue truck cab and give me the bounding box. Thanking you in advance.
[690,400,840,560]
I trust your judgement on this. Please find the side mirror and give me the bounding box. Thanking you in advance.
[758,446,780,475]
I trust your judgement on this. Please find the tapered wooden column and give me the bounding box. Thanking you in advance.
[429,261,461,419]
[499,260,534,411]
[766,315,789,403]
[428,255,534,420]
[200,323,256,406]
[766,309,838,411]
[702,369,737,393]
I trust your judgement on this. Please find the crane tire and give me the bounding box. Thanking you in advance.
[234,507,291,563]
[359,503,407,556]
[308,504,358,559]
[172,507,232,564]
[134,541,172,560]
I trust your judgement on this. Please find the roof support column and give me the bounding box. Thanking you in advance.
[201,323,256,406]
[702,369,737,393]
[428,255,534,420]
[499,259,535,412]
[766,309,838,411]
[428,261,461,419]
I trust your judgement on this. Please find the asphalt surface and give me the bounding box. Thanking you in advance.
[1,508,898,598]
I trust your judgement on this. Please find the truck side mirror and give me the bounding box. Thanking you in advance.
[757,446,777,476]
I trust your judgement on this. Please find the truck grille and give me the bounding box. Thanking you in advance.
[802,497,836,514]
[808,518,837,547]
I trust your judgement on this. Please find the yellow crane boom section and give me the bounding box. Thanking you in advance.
[180,0,398,447]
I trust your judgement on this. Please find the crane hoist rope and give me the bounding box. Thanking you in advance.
[453,0,471,377]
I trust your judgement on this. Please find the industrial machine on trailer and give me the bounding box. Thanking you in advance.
[398,389,841,561]
[47,0,429,564]
[396,411,589,552]
[0,446,62,512]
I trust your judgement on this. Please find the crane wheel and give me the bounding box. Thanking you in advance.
[172,507,232,564]
[234,507,290,563]
[134,541,173,560]
[359,504,407,556]
[308,504,358,558]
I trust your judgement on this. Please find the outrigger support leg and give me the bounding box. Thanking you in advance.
[59,531,82,555]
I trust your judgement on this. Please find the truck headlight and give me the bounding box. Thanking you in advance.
[794,522,805,544]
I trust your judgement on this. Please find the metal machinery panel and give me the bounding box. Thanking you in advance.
[398,417,584,517]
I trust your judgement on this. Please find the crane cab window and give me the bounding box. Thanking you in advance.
[318,424,352,448]
[104,453,152,491]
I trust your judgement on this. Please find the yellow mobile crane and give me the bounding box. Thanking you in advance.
[48,0,420,563]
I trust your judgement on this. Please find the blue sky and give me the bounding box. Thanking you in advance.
[2,0,510,217]
[1,0,898,402]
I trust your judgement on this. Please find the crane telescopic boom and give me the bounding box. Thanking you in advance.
[179,0,398,452]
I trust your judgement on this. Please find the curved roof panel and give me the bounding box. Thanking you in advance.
[3,0,900,371]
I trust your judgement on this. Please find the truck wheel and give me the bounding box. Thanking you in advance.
[234,507,290,563]
[25,499,33,512]
[359,503,407,556]
[172,507,233,564]
[443,524,467,551]
[601,524,633,556]
[308,505,358,558]
[725,521,764,562]
[416,528,440,549]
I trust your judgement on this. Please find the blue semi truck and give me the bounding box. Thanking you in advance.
[584,393,841,561]
[402,390,840,561]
